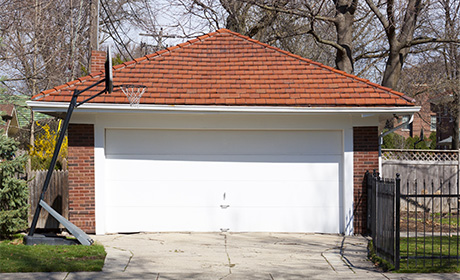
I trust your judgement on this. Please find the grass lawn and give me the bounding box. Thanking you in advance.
[0,236,106,273]
[398,236,460,273]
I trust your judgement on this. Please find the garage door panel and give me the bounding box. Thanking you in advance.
[106,207,223,233]
[106,183,225,207]
[106,180,339,208]
[227,207,340,233]
[106,129,342,156]
[223,181,339,207]
[106,156,341,182]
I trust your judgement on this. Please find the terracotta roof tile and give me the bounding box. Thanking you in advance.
[32,28,415,107]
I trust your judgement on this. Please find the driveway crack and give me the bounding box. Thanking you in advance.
[321,250,338,273]
[124,249,134,272]
[219,233,234,280]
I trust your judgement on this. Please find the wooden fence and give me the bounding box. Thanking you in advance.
[382,149,459,212]
[27,170,68,230]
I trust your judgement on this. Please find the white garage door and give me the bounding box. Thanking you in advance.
[104,129,343,233]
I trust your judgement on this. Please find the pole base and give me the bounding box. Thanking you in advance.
[24,234,80,246]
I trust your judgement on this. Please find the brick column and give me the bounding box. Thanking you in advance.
[353,126,379,234]
[68,124,95,233]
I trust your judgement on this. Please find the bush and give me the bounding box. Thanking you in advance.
[382,132,406,149]
[0,132,28,239]
[382,131,437,150]
[29,122,67,170]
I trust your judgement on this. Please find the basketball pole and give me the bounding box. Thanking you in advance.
[28,78,108,245]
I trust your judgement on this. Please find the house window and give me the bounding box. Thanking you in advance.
[430,116,436,131]
[401,115,410,131]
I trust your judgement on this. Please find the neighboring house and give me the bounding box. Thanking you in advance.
[429,93,458,149]
[0,104,20,138]
[393,93,436,140]
[27,29,418,235]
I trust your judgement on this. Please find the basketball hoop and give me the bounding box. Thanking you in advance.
[120,84,146,107]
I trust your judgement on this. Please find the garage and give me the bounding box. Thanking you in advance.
[104,128,343,233]
[29,28,418,235]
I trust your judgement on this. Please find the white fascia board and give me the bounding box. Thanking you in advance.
[27,101,420,115]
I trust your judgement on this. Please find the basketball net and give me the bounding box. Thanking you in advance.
[120,84,146,107]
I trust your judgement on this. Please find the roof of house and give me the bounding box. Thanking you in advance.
[0,104,17,136]
[32,29,415,107]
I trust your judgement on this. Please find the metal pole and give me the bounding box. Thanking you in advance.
[395,173,401,270]
[29,90,78,236]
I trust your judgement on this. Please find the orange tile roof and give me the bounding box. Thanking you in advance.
[32,29,415,107]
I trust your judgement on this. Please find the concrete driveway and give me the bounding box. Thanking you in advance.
[3,233,460,279]
[95,232,375,279]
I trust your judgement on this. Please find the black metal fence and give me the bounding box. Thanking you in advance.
[367,171,460,271]
[366,170,400,269]
[400,178,460,270]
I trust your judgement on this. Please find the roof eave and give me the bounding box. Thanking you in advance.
[27,101,420,116]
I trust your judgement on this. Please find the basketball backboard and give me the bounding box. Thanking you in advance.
[105,46,113,94]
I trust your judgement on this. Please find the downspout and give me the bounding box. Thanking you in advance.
[379,114,414,173]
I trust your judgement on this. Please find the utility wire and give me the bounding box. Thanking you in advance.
[100,14,125,61]
[100,0,134,60]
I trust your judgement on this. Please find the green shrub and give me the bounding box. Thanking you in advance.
[382,132,407,149]
[382,131,437,150]
[0,131,28,239]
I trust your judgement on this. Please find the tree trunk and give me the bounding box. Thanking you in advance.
[381,47,407,89]
[334,13,354,73]
[334,0,357,74]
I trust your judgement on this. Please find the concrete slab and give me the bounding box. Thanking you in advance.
[0,272,68,280]
[91,232,381,278]
[2,233,460,279]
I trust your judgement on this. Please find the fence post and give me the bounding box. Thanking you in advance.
[366,170,371,233]
[395,173,401,270]
[371,170,377,240]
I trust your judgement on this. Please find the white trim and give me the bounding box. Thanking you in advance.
[27,101,420,115]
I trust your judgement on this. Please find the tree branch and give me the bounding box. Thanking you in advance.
[308,27,346,53]
[355,50,388,60]
[364,0,390,31]
[404,37,460,49]
[246,0,337,23]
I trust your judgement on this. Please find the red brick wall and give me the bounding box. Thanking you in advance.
[68,124,95,233]
[90,50,106,73]
[353,126,379,234]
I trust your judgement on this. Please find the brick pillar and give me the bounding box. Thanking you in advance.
[90,50,106,73]
[68,124,95,233]
[353,126,379,234]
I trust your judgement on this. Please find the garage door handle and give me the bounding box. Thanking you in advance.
[220,204,230,209]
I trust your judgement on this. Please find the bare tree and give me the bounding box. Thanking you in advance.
[396,0,460,147]
[364,0,460,89]
[0,0,92,163]
[435,0,460,148]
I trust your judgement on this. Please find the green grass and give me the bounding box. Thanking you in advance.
[398,236,460,273]
[402,213,460,227]
[0,236,106,273]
